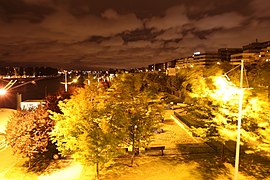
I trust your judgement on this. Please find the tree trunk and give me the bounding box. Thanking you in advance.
[268,86,270,102]
[29,155,31,168]
[131,139,135,166]
[96,162,99,180]
[131,126,137,166]
[220,143,225,162]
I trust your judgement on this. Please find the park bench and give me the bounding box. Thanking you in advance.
[145,146,165,156]
[122,147,140,155]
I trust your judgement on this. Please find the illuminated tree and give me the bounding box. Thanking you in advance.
[248,62,270,101]
[50,81,118,179]
[106,73,162,165]
[144,72,168,93]
[5,107,54,166]
[186,74,270,159]
[50,73,162,179]
[44,91,71,113]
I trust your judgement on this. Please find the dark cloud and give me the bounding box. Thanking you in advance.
[83,36,111,44]
[59,0,185,19]
[0,0,55,22]
[120,28,163,43]
[0,0,270,69]
[184,0,253,19]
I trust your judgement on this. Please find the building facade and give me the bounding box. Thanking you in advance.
[218,48,243,62]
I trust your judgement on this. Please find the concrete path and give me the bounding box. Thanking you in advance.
[0,147,21,178]
[148,109,214,155]
[0,108,20,178]
[0,108,16,133]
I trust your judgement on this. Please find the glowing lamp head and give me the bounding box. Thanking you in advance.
[212,76,243,103]
[0,89,7,95]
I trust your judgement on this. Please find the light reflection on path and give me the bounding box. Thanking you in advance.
[38,163,84,180]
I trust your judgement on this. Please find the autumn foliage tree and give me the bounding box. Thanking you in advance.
[186,71,270,159]
[5,106,55,166]
[50,73,162,179]
[248,62,270,101]
[106,73,162,165]
[50,79,120,179]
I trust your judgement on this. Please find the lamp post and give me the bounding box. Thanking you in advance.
[64,70,68,92]
[61,70,80,92]
[214,59,246,179]
[234,59,244,180]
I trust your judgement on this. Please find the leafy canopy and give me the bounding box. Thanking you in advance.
[5,107,54,158]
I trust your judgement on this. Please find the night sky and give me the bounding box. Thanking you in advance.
[0,0,270,69]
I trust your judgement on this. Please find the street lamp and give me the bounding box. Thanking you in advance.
[0,89,6,95]
[212,60,245,180]
[234,59,244,180]
[61,71,80,92]
[0,80,16,96]
[0,78,44,109]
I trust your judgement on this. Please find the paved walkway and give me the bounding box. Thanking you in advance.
[0,147,21,179]
[148,109,213,155]
[101,110,229,180]
[0,109,21,179]
[102,109,269,180]
[0,108,16,133]
[36,109,270,180]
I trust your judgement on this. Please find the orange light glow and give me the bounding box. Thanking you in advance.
[211,76,242,103]
[72,79,78,83]
[38,163,84,180]
[0,89,7,95]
